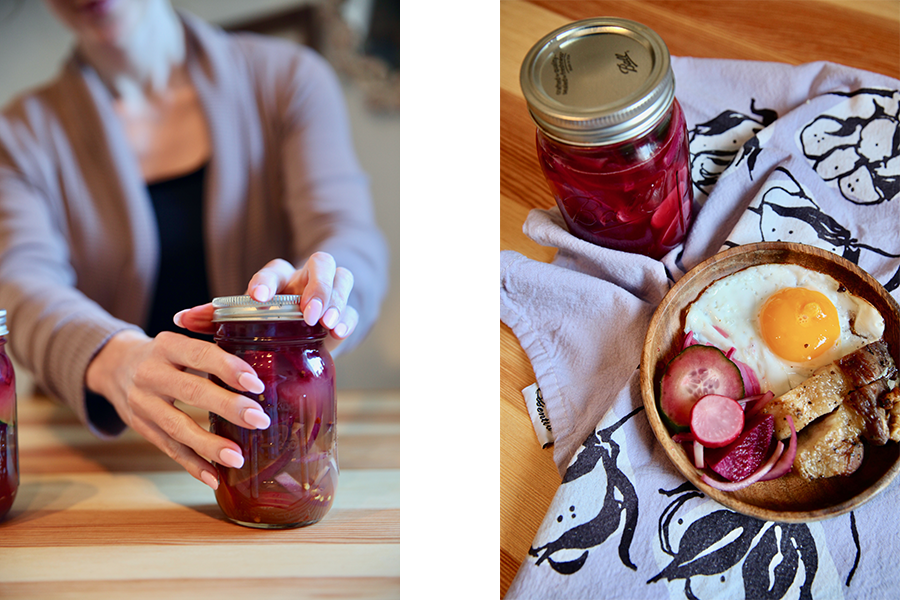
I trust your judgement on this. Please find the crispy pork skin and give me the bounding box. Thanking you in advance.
[836,339,898,389]
[844,378,893,445]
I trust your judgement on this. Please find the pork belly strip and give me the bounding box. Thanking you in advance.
[794,404,865,480]
[761,366,851,441]
[762,339,898,440]
[845,378,894,445]
[837,338,898,389]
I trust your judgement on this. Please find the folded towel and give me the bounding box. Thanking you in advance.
[502,57,900,599]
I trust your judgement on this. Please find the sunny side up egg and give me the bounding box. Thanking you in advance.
[684,263,884,397]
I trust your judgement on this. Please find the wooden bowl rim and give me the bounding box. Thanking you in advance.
[640,241,900,522]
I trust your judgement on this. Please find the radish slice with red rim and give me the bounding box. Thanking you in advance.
[690,394,744,448]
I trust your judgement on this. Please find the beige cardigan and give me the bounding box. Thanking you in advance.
[0,13,388,436]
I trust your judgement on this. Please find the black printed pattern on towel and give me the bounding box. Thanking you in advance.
[528,407,643,575]
[649,486,819,600]
[800,88,900,205]
[689,99,778,198]
[728,166,900,291]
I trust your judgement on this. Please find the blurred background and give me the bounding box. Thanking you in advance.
[0,0,399,392]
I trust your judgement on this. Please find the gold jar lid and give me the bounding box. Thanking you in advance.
[212,295,304,322]
[520,17,675,146]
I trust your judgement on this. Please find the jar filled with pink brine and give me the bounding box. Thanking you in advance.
[209,295,337,529]
[0,310,17,521]
[520,18,693,259]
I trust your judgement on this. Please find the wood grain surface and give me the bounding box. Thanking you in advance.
[0,389,399,599]
[500,1,900,596]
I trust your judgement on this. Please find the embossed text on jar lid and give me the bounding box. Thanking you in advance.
[212,295,304,322]
[520,17,675,146]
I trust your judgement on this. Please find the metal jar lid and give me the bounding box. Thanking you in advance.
[0,309,7,336]
[519,17,675,146]
[212,295,304,322]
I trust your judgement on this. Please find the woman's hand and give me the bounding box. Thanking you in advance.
[175,253,357,351]
[85,329,271,490]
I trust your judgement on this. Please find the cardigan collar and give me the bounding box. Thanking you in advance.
[58,11,251,323]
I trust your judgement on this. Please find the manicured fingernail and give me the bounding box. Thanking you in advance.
[219,448,244,469]
[322,307,340,329]
[242,407,271,429]
[173,309,188,328]
[200,470,219,490]
[304,298,323,325]
[334,323,349,338]
[251,284,270,302]
[238,372,265,394]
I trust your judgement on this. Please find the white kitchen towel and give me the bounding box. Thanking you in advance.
[501,57,900,599]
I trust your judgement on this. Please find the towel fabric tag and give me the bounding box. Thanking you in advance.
[522,383,554,448]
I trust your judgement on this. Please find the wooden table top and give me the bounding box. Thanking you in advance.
[0,389,399,599]
[500,1,900,596]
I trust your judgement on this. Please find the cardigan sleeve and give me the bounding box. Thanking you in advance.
[0,107,136,438]
[254,40,390,354]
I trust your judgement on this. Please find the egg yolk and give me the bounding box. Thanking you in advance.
[759,287,840,362]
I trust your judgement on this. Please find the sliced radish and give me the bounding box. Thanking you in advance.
[690,394,744,448]
[702,441,784,492]
[759,415,797,482]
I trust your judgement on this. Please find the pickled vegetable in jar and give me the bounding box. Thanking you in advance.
[209,295,337,529]
[0,310,18,521]
[520,18,693,259]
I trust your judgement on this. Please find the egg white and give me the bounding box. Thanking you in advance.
[684,264,884,396]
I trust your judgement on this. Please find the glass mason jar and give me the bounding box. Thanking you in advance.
[208,295,337,529]
[0,310,17,521]
[520,18,693,260]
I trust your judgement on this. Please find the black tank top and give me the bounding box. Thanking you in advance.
[144,164,212,339]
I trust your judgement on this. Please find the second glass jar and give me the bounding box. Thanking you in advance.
[209,295,337,529]
[0,310,17,522]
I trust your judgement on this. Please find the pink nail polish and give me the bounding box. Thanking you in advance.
[173,309,188,328]
[322,307,340,329]
[304,298,323,325]
[219,448,244,469]
[238,372,265,394]
[252,285,270,302]
[200,470,219,490]
[243,408,271,429]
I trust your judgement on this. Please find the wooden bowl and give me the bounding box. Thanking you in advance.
[640,242,900,522]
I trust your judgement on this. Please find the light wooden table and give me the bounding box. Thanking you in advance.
[0,389,399,599]
[500,1,900,596]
